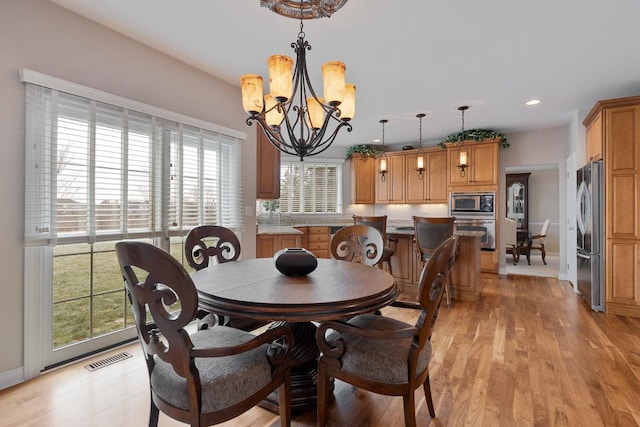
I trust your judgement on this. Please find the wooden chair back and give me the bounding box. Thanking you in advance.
[185,225,241,271]
[330,224,384,266]
[116,241,292,426]
[315,235,457,426]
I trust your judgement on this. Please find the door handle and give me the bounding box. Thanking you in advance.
[577,252,591,260]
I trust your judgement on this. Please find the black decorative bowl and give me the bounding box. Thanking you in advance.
[273,248,318,276]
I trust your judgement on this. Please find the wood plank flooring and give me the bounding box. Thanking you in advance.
[1,273,639,426]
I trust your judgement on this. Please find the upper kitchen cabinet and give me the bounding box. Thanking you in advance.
[584,95,640,318]
[406,149,448,203]
[585,109,604,162]
[447,139,499,189]
[256,128,280,199]
[376,153,406,203]
[350,154,376,204]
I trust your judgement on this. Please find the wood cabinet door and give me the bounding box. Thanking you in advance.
[447,145,469,186]
[256,235,277,258]
[279,234,301,248]
[426,150,447,202]
[388,155,406,203]
[256,129,281,199]
[606,239,640,312]
[606,104,640,240]
[350,155,376,204]
[405,152,427,203]
[586,110,604,162]
[470,143,498,185]
[376,154,405,203]
[389,234,414,286]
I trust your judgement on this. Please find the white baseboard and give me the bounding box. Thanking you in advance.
[0,366,25,391]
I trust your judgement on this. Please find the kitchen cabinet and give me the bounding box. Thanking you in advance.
[585,110,604,162]
[405,149,448,204]
[584,95,640,318]
[376,154,406,203]
[256,233,301,258]
[306,226,330,258]
[256,128,281,199]
[447,139,499,188]
[350,154,376,204]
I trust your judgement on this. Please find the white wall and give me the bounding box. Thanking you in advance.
[0,0,254,378]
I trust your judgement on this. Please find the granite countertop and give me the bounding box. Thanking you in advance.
[454,230,485,237]
[256,225,304,235]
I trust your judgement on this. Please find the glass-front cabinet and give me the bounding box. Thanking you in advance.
[506,173,530,234]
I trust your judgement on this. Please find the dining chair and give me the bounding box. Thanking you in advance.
[316,235,458,427]
[413,216,456,307]
[116,241,292,427]
[184,225,241,270]
[352,215,397,275]
[330,224,384,266]
[185,225,265,331]
[528,218,550,265]
[505,217,519,265]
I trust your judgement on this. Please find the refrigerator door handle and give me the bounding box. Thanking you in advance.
[577,251,591,260]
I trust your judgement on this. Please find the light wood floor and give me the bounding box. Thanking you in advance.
[2,273,640,426]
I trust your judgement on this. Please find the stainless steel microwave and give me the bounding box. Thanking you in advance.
[449,192,495,217]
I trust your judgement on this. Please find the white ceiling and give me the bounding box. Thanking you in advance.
[49,0,640,148]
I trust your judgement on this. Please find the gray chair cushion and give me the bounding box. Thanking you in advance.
[150,326,273,412]
[334,314,432,384]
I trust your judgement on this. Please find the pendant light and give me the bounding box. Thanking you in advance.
[415,113,426,180]
[378,119,389,182]
[456,106,469,177]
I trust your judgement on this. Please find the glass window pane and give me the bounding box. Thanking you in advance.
[92,292,127,337]
[53,298,90,348]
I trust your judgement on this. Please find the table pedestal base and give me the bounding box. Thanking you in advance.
[259,321,334,413]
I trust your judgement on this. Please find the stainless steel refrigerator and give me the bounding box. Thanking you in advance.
[576,160,604,311]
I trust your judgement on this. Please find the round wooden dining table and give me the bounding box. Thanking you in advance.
[191,257,397,412]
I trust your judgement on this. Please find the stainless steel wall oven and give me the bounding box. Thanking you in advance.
[450,192,496,250]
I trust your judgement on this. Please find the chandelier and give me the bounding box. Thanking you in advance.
[456,106,470,176]
[241,1,355,161]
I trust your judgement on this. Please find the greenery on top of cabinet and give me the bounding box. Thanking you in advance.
[438,129,509,148]
[345,144,382,159]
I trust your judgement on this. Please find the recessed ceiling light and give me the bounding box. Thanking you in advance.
[526,99,541,106]
[372,138,381,143]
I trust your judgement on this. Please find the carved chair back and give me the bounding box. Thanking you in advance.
[330,224,384,266]
[185,225,241,271]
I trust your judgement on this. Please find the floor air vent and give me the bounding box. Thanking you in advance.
[84,352,133,372]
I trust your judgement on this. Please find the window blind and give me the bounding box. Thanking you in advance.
[279,159,342,214]
[24,83,243,246]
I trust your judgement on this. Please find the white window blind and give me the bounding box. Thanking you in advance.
[279,159,343,214]
[24,82,243,246]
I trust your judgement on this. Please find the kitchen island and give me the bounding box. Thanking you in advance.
[387,228,483,303]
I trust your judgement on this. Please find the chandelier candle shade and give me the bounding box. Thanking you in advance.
[456,106,470,177]
[240,5,355,161]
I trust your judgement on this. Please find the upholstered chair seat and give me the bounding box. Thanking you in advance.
[150,326,275,413]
